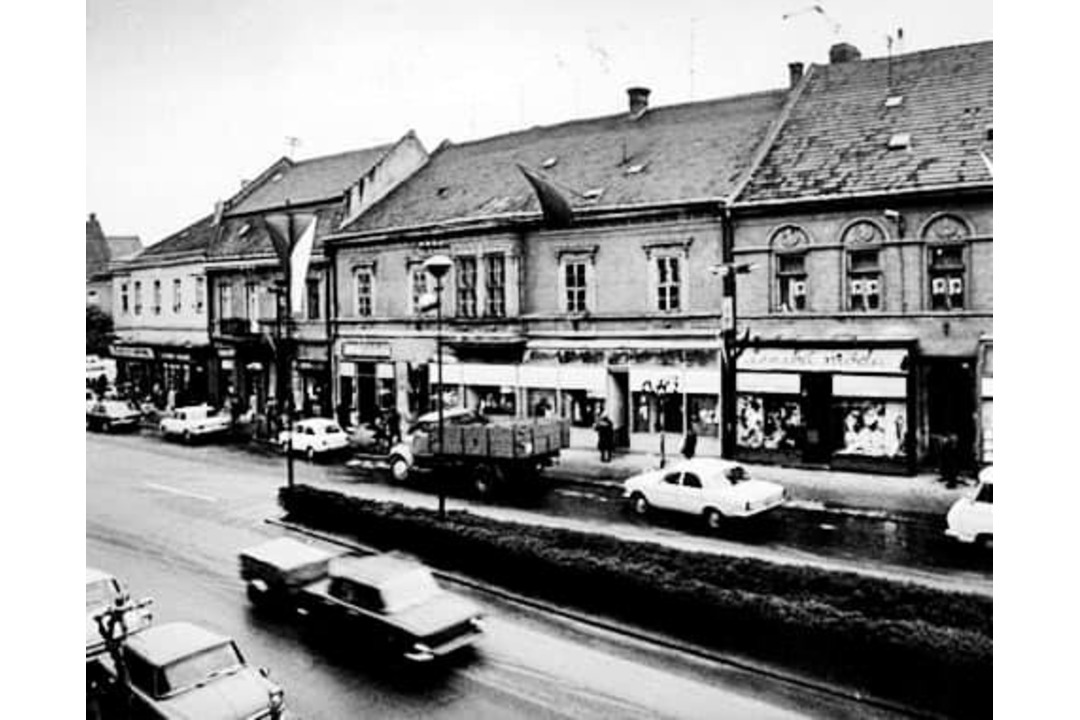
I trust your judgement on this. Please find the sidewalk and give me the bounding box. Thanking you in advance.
[547,447,971,519]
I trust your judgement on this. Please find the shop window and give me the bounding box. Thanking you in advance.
[245,282,258,320]
[737,395,803,451]
[134,281,143,316]
[410,267,429,316]
[218,282,232,319]
[472,386,515,416]
[632,391,684,434]
[776,254,807,312]
[172,278,182,314]
[355,269,373,317]
[429,384,460,412]
[564,260,588,313]
[456,256,478,318]
[655,256,681,312]
[928,245,965,310]
[526,388,557,418]
[833,400,907,458]
[484,253,505,318]
[560,389,602,428]
[195,277,205,314]
[686,394,719,438]
[121,283,130,314]
[847,248,881,311]
[306,278,320,320]
[153,280,162,315]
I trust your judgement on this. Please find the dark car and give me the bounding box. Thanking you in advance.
[87,400,143,433]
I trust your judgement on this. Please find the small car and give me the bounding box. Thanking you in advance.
[98,621,287,719]
[945,465,993,548]
[86,567,152,661]
[87,399,143,433]
[159,404,232,442]
[278,418,350,460]
[623,457,787,530]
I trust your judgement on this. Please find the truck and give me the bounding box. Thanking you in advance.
[239,537,484,664]
[383,408,571,497]
[159,404,232,443]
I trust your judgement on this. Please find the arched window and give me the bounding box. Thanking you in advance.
[842,220,885,312]
[771,226,810,312]
[922,214,971,311]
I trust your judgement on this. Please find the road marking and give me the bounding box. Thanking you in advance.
[143,482,217,503]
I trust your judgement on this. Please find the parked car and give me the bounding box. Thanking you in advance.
[623,457,787,530]
[239,538,484,664]
[278,418,349,460]
[945,465,993,548]
[86,567,152,661]
[87,399,143,433]
[86,388,98,413]
[89,621,288,719]
[160,404,232,442]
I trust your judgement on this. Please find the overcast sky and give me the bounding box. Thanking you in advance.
[87,0,991,246]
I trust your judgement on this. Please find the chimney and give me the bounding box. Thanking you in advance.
[788,62,805,88]
[627,87,651,118]
[829,42,862,64]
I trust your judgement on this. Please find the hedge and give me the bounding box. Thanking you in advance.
[280,484,992,718]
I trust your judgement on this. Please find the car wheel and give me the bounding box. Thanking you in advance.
[704,508,724,531]
[630,492,650,516]
[389,455,410,482]
[305,446,316,462]
[473,464,501,498]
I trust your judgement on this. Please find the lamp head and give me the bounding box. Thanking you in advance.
[423,254,454,279]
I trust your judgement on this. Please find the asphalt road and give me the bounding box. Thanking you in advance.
[88,432,911,720]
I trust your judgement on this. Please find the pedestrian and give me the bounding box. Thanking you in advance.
[595,414,614,463]
[939,433,960,488]
[385,405,402,444]
[681,426,698,460]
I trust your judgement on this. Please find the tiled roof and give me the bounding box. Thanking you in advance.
[137,215,217,260]
[738,41,993,203]
[210,204,345,260]
[86,214,110,278]
[106,235,143,260]
[342,90,787,234]
[225,145,395,216]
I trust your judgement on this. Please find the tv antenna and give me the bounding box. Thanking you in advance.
[284,136,301,158]
[885,28,905,86]
[782,5,843,36]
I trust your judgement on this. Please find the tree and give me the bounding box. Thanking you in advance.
[87,305,115,356]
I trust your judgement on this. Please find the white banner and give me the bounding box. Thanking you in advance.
[737,372,801,394]
[832,374,907,399]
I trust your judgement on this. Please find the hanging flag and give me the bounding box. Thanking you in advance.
[517,164,574,228]
[289,214,318,315]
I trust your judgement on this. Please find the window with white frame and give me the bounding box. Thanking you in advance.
[565,260,588,312]
[355,267,374,317]
[928,245,965,310]
[847,249,881,311]
[771,225,811,313]
[218,282,232,318]
[245,282,258,320]
[134,281,143,315]
[306,278,320,320]
[172,278,182,313]
[484,253,505,317]
[410,266,430,315]
[152,280,162,315]
[121,283,130,314]
[456,256,478,318]
[656,255,681,312]
[195,277,205,314]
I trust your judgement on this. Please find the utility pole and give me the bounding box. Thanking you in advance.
[284,210,295,489]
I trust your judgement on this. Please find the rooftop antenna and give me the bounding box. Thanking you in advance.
[284,136,301,159]
[782,4,843,37]
[885,28,904,87]
[689,17,698,100]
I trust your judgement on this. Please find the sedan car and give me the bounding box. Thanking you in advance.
[623,457,786,530]
[278,418,350,460]
[86,567,152,661]
[87,399,143,433]
[945,465,993,548]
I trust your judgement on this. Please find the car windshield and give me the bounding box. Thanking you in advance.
[86,578,119,610]
[379,568,442,614]
[161,642,244,693]
[975,483,993,504]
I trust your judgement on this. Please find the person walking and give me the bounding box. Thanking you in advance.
[681,426,698,460]
[595,414,614,463]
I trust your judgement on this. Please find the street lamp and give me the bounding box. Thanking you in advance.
[710,262,755,460]
[423,254,454,520]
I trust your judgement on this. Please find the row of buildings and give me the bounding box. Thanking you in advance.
[87,40,993,475]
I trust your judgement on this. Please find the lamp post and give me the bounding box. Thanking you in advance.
[271,279,294,489]
[423,254,454,520]
[710,261,755,460]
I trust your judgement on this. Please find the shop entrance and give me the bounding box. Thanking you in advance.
[355,363,377,423]
[801,373,833,463]
[608,370,630,448]
[925,358,975,469]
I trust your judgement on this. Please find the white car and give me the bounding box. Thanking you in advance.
[160,404,232,442]
[945,466,993,547]
[86,567,152,661]
[623,458,787,530]
[279,418,350,460]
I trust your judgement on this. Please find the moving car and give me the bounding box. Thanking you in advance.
[159,404,231,442]
[623,457,786,529]
[945,465,993,548]
[89,621,288,719]
[86,567,152,661]
[87,399,143,433]
[240,538,484,663]
[278,418,349,460]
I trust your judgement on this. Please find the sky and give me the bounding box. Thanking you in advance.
[87,0,992,246]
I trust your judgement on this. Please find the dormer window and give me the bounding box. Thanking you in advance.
[541,157,558,169]
[884,95,904,108]
[887,133,911,150]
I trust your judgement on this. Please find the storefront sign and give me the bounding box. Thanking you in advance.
[217,347,236,358]
[739,347,908,375]
[112,346,155,360]
[341,340,390,359]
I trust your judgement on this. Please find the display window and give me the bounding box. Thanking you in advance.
[632,391,684,434]
[526,388,557,418]
[686,394,719,437]
[561,389,602,428]
[737,395,802,451]
[470,385,516,416]
[832,399,907,458]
